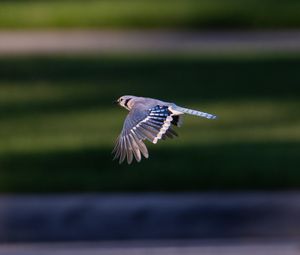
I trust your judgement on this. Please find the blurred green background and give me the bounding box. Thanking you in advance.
[0,0,299,192]
[0,0,300,29]
[1,55,299,192]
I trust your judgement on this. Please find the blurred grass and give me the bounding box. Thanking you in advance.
[0,54,299,192]
[0,0,300,29]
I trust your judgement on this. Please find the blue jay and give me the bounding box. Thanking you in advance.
[113,95,217,164]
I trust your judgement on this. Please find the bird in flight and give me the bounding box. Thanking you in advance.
[113,95,217,164]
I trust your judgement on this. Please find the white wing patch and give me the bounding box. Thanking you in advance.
[153,115,173,144]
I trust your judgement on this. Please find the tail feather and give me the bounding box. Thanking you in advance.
[171,105,217,120]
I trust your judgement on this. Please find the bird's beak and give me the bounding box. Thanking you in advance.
[113,100,119,105]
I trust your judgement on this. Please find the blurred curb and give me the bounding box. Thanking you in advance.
[1,30,300,55]
[0,193,300,242]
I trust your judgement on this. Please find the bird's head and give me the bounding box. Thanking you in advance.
[115,95,135,110]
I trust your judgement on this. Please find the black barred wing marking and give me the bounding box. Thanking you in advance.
[145,105,177,143]
[113,105,178,164]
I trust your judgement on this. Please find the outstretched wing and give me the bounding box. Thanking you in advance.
[113,105,178,164]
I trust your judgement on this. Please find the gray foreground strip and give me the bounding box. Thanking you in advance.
[0,30,300,54]
[0,240,299,255]
[0,193,299,242]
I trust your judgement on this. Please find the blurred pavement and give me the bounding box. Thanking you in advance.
[0,193,299,242]
[1,30,300,55]
[0,240,299,255]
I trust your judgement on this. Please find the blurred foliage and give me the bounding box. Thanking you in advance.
[0,0,299,29]
[0,54,299,192]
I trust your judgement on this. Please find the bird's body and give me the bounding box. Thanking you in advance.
[113,95,217,164]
